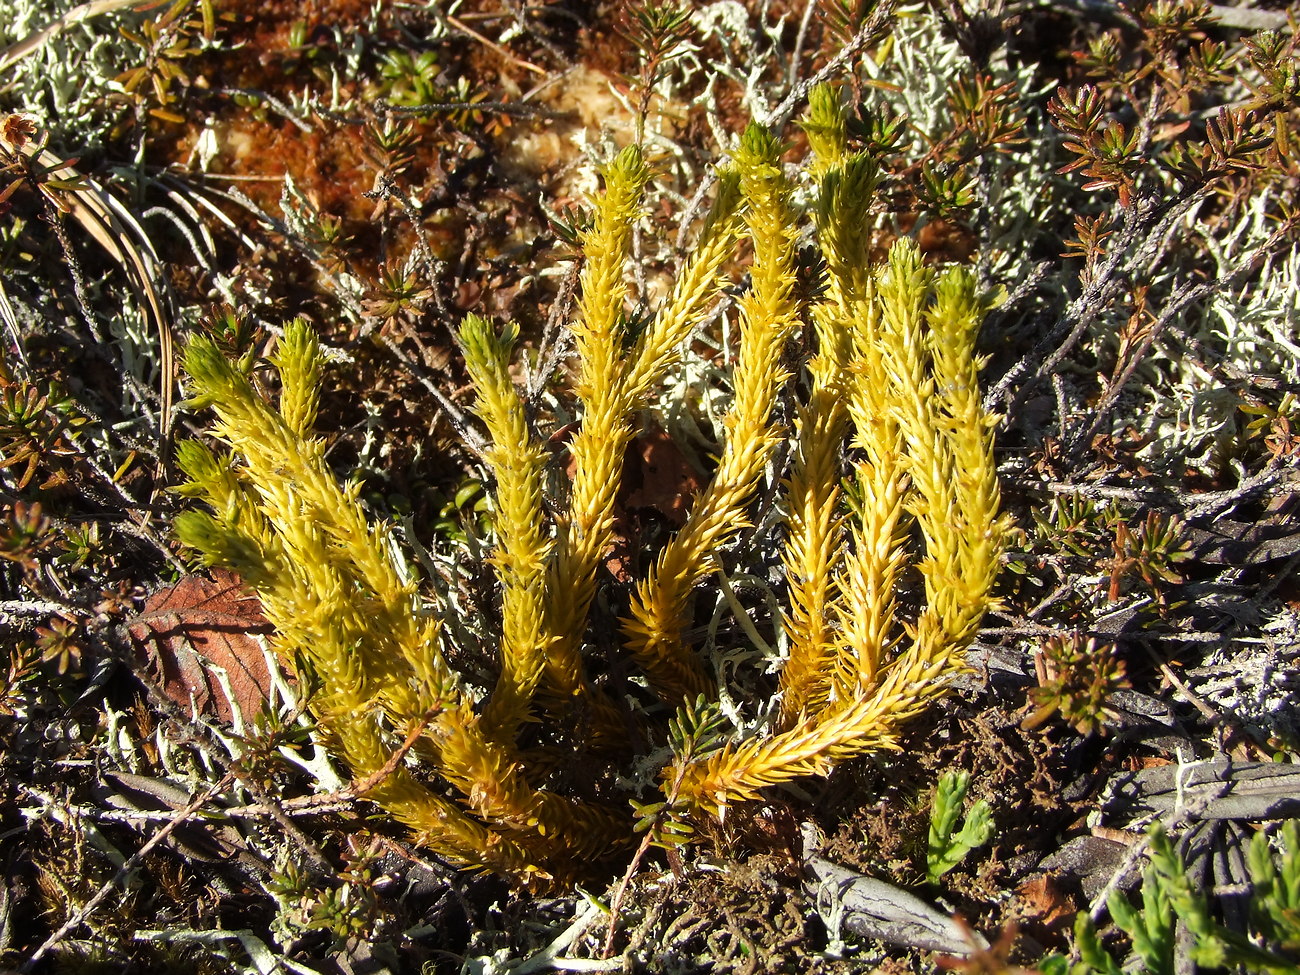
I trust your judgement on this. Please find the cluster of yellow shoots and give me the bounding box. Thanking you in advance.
[175,86,1009,887]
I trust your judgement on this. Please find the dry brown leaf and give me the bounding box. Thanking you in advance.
[617,427,704,528]
[127,568,277,724]
[1014,875,1075,937]
[604,427,706,582]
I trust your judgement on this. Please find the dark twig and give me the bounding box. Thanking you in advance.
[348,708,441,798]
[764,0,898,130]
[213,88,313,131]
[93,621,337,875]
[1068,222,1299,451]
[21,771,237,973]
[528,257,582,402]
[380,99,555,119]
[377,333,485,454]
[602,816,665,958]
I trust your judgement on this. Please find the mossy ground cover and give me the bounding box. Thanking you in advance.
[1,1,1298,972]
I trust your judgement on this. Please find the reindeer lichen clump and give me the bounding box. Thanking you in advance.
[175,87,1009,886]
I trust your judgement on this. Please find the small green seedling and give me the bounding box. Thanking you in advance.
[1042,822,1300,975]
[927,770,994,883]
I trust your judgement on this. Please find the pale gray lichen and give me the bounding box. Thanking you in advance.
[1138,206,1300,470]
[0,0,134,149]
[1185,607,1300,745]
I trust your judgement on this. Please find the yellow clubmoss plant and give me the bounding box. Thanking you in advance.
[621,123,800,704]
[540,146,743,728]
[174,85,1008,885]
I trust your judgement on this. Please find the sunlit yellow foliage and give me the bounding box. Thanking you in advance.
[175,86,1007,886]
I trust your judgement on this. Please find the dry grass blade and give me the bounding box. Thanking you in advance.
[0,277,28,368]
[25,145,175,465]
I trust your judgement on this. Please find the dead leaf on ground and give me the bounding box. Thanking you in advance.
[1013,874,1076,939]
[605,427,707,581]
[127,568,278,724]
[617,427,704,527]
